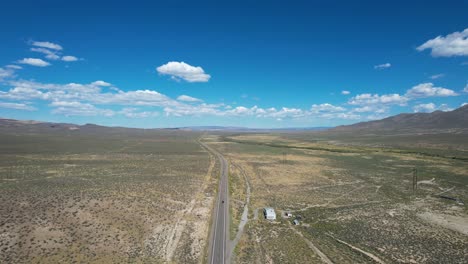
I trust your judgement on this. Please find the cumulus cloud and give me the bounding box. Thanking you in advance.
[405,83,458,98]
[1,78,357,121]
[321,112,361,120]
[156,61,211,82]
[5,65,22,70]
[177,95,203,102]
[341,90,350,95]
[31,47,60,60]
[162,103,309,119]
[91,80,112,87]
[163,103,224,117]
[270,107,305,118]
[438,104,453,112]
[0,79,366,122]
[413,103,436,113]
[32,41,63,51]
[119,108,159,118]
[417,28,468,57]
[349,93,408,106]
[0,80,179,109]
[62,55,78,62]
[50,101,114,117]
[352,106,374,113]
[0,101,36,111]
[374,63,391,69]
[352,105,388,114]
[348,83,458,111]
[310,103,345,113]
[29,41,81,62]
[413,103,453,113]
[17,58,50,67]
[0,68,15,81]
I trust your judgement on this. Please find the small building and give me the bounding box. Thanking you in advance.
[293,219,300,225]
[263,207,276,220]
[285,212,292,218]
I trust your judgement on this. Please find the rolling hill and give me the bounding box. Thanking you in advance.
[333,105,468,133]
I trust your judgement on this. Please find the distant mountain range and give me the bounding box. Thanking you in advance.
[0,119,330,133]
[1,104,467,133]
[333,104,468,132]
[0,119,144,135]
[176,126,330,131]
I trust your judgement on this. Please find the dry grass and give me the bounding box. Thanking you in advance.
[207,133,468,263]
[0,131,217,263]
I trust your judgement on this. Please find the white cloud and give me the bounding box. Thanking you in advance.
[352,105,387,114]
[310,103,345,113]
[91,80,112,87]
[62,55,78,62]
[119,108,159,118]
[461,102,468,107]
[260,107,304,119]
[162,104,308,120]
[341,90,350,95]
[177,95,203,102]
[430,73,445,80]
[413,103,453,113]
[31,47,60,60]
[227,106,251,115]
[347,83,458,114]
[5,65,22,69]
[96,90,177,107]
[0,101,36,111]
[352,106,373,113]
[17,58,51,67]
[1,80,180,110]
[320,112,361,120]
[0,78,377,122]
[29,41,81,62]
[405,83,458,98]
[164,103,224,117]
[374,63,391,69]
[464,83,468,93]
[438,104,453,112]
[0,68,15,80]
[50,101,114,117]
[413,103,436,113]
[156,61,211,82]
[349,93,408,106]
[32,41,63,51]
[417,28,468,57]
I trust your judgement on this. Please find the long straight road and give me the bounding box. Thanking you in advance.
[200,141,229,264]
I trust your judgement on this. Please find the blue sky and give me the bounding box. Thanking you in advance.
[0,0,467,128]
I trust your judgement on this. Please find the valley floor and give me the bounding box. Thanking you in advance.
[205,133,468,263]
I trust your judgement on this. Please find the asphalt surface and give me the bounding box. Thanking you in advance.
[201,141,229,264]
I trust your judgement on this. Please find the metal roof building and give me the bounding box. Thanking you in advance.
[263,207,276,220]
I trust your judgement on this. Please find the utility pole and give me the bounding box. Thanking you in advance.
[412,167,418,192]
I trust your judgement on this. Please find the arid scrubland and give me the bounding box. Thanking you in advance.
[0,129,217,263]
[207,133,468,263]
[1,127,467,264]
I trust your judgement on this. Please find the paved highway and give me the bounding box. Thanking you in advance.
[200,141,229,264]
